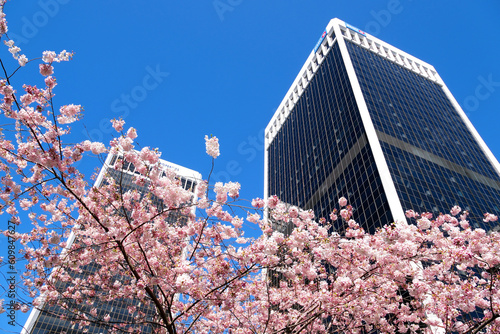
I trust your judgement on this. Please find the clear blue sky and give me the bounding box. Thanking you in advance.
[1,1,500,331]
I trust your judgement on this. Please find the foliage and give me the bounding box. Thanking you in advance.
[0,2,500,333]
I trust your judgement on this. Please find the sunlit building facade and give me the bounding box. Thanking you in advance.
[22,153,201,334]
[265,18,500,234]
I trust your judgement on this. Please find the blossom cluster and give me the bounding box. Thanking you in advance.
[4,39,27,66]
[204,134,220,158]
[0,4,499,332]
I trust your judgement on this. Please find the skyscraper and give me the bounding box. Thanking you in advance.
[265,18,500,234]
[22,153,201,334]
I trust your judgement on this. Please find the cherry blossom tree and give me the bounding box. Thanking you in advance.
[1,2,500,333]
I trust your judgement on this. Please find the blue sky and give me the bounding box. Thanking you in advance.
[1,0,500,331]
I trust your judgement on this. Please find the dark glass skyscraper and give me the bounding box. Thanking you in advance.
[265,19,500,234]
[22,153,201,334]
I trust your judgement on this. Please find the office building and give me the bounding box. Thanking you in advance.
[265,18,500,234]
[22,152,201,334]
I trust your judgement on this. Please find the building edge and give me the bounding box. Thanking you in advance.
[21,152,202,334]
[264,17,500,222]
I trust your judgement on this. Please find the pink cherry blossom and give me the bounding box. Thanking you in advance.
[204,135,220,158]
[0,7,499,332]
[450,205,461,216]
[267,195,279,209]
[226,181,240,198]
[39,64,54,76]
[18,54,28,66]
[90,142,106,155]
[126,127,137,139]
[484,213,498,223]
[289,206,299,218]
[231,217,243,228]
[251,198,265,208]
[42,50,57,63]
[111,118,125,131]
[417,217,431,230]
[214,182,228,203]
[405,209,417,218]
[44,76,57,89]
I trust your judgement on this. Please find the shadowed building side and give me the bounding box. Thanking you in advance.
[22,153,201,334]
[265,18,500,234]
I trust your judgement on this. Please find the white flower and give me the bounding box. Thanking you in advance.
[8,45,20,55]
[176,273,193,292]
[42,50,57,63]
[204,135,220,159]
[18,55,28,67]
[58,50,72,61]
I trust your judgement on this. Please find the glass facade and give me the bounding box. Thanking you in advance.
[28,263,157,334]
[267,40,393,234]
[346,40,500,230]
[25,154,200,334]
[267,22,500,234]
